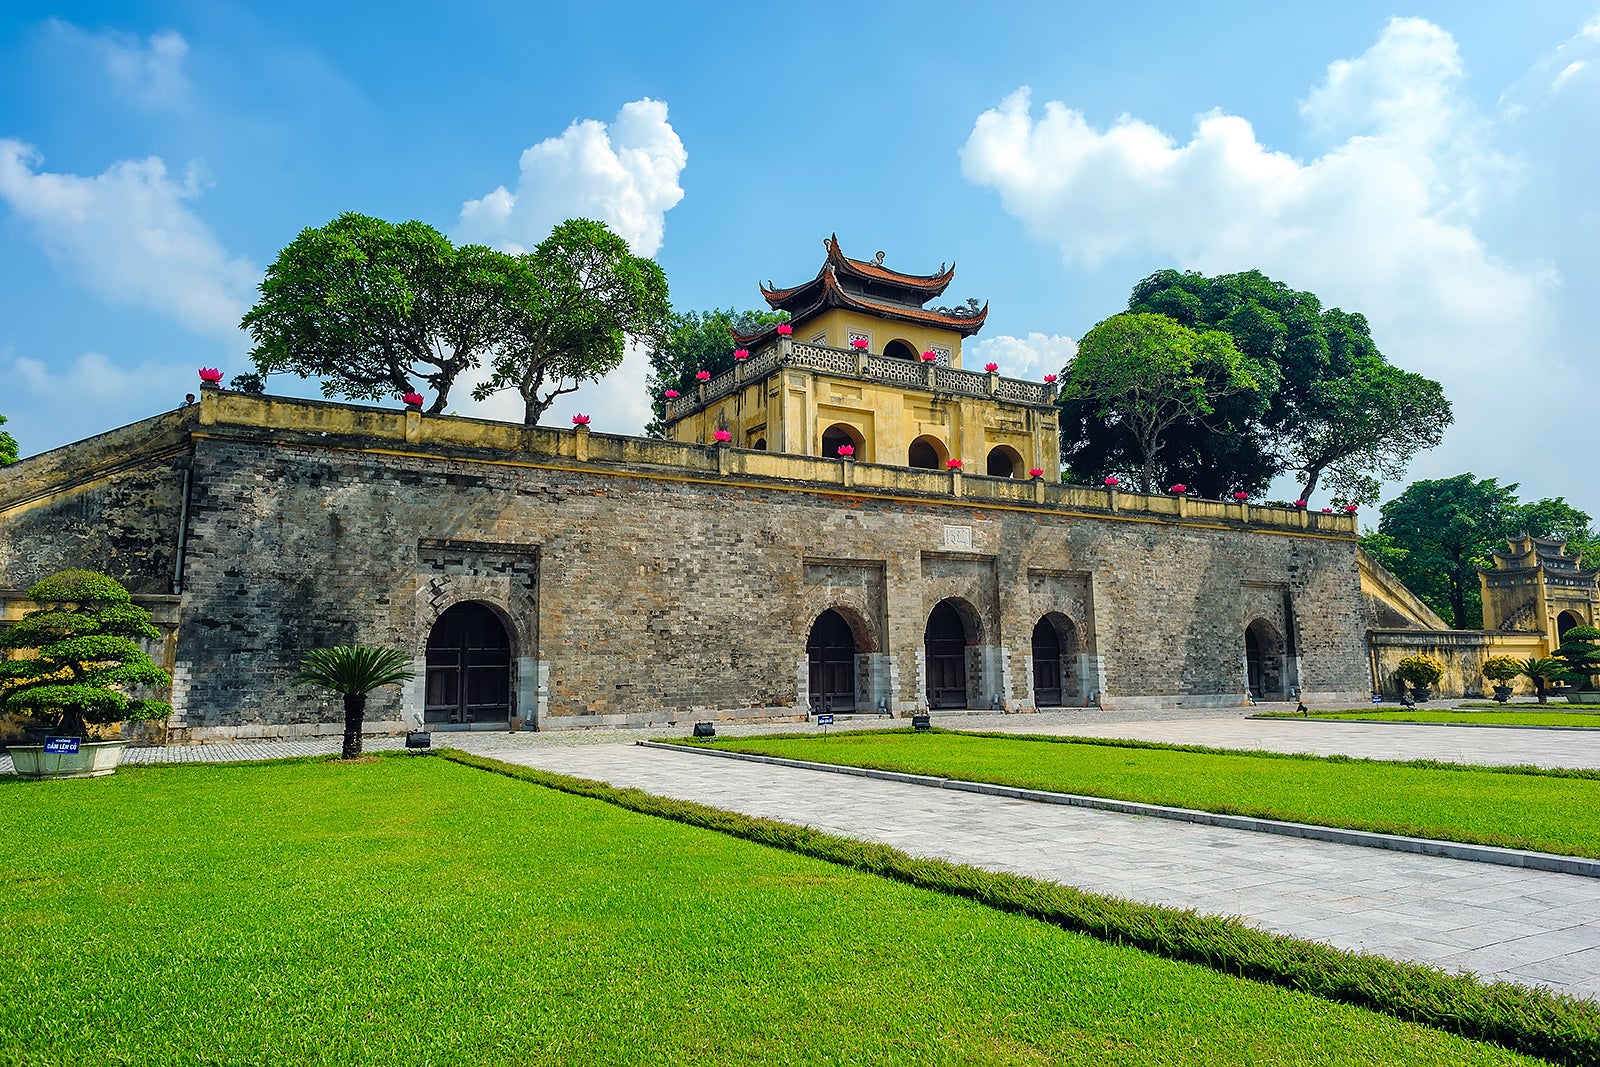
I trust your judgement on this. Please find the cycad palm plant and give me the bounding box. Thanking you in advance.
[297,645,414,759]
[1520,657,1568,705]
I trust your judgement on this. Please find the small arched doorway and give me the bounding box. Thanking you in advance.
[908,435,947,470]
[986,445,1024,478]
[1245,619,1284,700]
[925,600,971,709]
[1559,611,1582,640]
[821,423,865,460]
[1032,614,1080,707]
[425,602,512,725]
[883,339,917,361]
[807,609,858,713]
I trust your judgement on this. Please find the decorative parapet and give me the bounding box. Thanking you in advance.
[664,338,1057,422]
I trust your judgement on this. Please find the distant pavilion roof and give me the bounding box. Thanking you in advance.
[734,234,987,346]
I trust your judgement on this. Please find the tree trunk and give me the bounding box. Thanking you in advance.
[342,692,366,760]
[1301,465,1323,503]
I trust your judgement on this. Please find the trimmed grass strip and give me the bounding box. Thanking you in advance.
[678,729,1600,859]
[1,755,1553,1067]
[1259,710,1600,728]
[438,748,1600,1066]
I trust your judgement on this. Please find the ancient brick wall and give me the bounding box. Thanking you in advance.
[1,396,1374,740]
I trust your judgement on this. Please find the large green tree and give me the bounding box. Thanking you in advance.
[643,307,787,436]
[1377,475,1598,628]
[472,219,670,426]
[1060,313,1263,493]
[1072,269,1453,505]
[0,412,16,465]
[243,213,515,412]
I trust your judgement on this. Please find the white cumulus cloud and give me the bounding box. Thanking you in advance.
[0,140,258,339]
[458,98,686,256]
[967,333,1078,378]
[51,21,191,108]
[960,17,1565,501]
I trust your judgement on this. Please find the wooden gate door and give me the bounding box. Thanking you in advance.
[425,603,511,725]
[925,601,969,709]
[807,610,857,713]
[1032,618,1063,706]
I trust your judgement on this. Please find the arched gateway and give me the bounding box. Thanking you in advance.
[425,602,512,725]
[1245,619,1286,700]
[1032,614,1080,707]
[925,600,972,709]
[807,609,858,713]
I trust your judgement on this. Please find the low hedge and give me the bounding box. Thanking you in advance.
[437,747,1600,1066]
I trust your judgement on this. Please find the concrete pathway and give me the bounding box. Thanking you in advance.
[966,714,1600,771]
[458,735,1600,1002]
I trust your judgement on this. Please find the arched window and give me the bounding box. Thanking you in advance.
[753,438,768,451]
[925,599,974,709]
[425,602,511,725]
[908,435,947,470]
[807,609,859,713]
[986,446,1024,478]
[883,339,917,361]
[821,423,865,459]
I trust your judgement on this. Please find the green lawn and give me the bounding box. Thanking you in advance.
[1259,709,1600,727]
[0,756,1551,1066]
[691,730,1600,859]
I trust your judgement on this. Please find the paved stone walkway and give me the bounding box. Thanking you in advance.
[9,712,1600,1000]
[460,735,1600,1002]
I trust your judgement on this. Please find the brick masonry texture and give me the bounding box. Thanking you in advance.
[0,397,1372,739]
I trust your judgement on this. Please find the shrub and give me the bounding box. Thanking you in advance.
[296,645,413,759]
[1554,626,1600,691]
[1393,654,1444,689]
[0,569,171,736]
[1480,656,1523,684]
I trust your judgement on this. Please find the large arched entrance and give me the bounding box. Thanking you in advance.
[908,435,947,470]
[807,609,858,713]
[925,600,971,709]
[425,602,512,725]
[1245,619,1285,700]
[1559,611,1583,640]
[1032,614,1080,707]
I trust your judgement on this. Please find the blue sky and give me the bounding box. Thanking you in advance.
[3,2,1597,516]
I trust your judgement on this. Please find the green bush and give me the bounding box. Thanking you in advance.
[1554,626,1600,691]
[1394,654,1444,689]
[1480,656,1522,684]
[0,569,171,736]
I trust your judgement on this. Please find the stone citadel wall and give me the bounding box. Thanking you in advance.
[0,392,1372,741]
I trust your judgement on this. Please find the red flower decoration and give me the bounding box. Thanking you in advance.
[1233,491,1250,501]
[1029,467,1045,478]
[663,389,679,399]
[1169,484,1187,494]
[1104,476,1119,487]
[713,429,732,443]
[946,458,963,470]
[776,323,793,335]
[920,349,938,362]
[1344,504,1359,513]
[837,444,854,457]
[198,367,223,383]
[1294,499,1308,507]
[733,348,749,360]
[696,370,711,381]
[851,337,869,350]
[984,362,999,372]
[402,392,425,407]
[1043,374,1058,383]
[1321,507,1334,514]
[571,413,591,427]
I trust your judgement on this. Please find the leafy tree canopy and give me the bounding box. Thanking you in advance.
[1060,312,1263,494]
[471,218,670,426]
[1059,269,1451,504]
[0,412,16,465]
[0,569,171,736]
[1378,474,1599,628]
[643,308,788,436]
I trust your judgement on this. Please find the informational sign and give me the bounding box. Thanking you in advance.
[43,736,81,754]
[816,714,834,727]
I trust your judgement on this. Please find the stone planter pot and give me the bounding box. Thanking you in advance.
[8,740,128,780]
[1492,685,1514,704]
[1412,686,1433,703]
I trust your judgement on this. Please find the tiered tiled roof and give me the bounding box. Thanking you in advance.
[735,235,987,346]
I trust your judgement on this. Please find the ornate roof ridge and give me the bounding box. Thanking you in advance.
[825,234,955,295]
[737,266,988,344]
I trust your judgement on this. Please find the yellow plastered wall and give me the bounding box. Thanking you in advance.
[798,309,968,367]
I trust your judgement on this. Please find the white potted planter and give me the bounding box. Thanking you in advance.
[9,739,129,779]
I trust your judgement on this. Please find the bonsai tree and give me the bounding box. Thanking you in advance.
[1553,625,1600,694]
[1520,657,1568,704]
[1480,655,1523,700]
[297,645,414,759]
[0,569,171,737]
[1392,654,1444,699]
